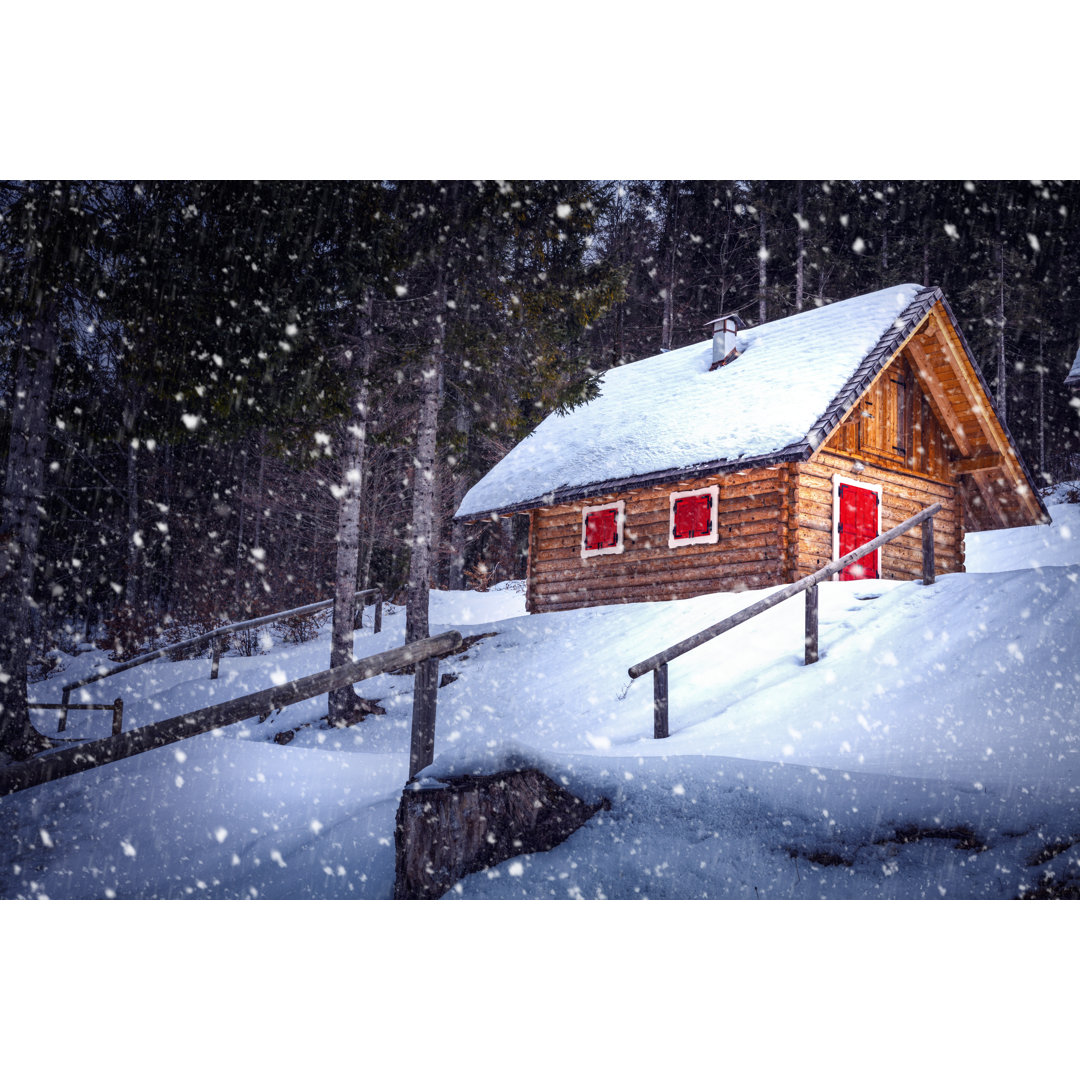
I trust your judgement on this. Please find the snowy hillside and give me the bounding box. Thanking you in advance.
[3,494,1080,900]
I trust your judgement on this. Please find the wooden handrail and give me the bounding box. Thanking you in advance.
[628,503,941,737]
[1,630,461,798]
[58,588,383,729]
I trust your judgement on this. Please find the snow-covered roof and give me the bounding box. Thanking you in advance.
[457,283,938,518]
[1066,342,1080,387]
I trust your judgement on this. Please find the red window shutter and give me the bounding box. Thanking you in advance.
[673,493,713,540]
[584,508,619,550]
[838,484,879,581]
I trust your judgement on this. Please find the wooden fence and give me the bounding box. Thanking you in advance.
[56,589,382,731]
[628,503,942,739]
[0,630,461,798]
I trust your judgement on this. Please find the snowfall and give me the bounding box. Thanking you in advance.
[3,486,1080,901]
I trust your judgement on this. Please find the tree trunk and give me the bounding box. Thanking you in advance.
[328,296,374,728]
[406,269,446,645]
[251,433,266,555]
[232,443,248,612]
[997,243,1007,425]
[795,181,805,312]
[660,181,677,351]
[1038,330,1045,480]
[758,182,767,325]
[448,470,469,591]
[0,310,59,760]
[125,438,140,610]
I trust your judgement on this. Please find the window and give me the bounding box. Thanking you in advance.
[581,500,625,558]
[668,485,719,549]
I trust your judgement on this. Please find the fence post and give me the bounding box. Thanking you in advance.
[653,663,669,739]
[353,601,363,630]
[374,591,383,635]
[804,584,819,665]
[409,657,439,778]
[112,698,124,736]
[59,687,71,733]
[210,637,223,680]
[922,518,936,585]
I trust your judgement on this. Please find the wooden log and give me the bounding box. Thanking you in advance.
[532,575,782,613]
[0,631,463,798]
[409,657,440,779]
[922,519,936,584]
[530,556,784,597]
[804,585,819,665]
[654,664,669,739]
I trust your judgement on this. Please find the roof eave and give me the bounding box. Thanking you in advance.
[452,444,814,521]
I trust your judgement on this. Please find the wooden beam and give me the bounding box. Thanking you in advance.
[955,454,1004,474]
[904,336,973,457]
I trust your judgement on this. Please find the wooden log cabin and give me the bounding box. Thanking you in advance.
[455,284,1049,614]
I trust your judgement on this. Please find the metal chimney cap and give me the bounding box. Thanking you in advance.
[704,312,747,332]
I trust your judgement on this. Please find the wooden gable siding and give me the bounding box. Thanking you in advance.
[526,466,791,613]
[827,354,953,483]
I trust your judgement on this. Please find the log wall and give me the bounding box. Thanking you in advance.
[793,450,964,580]
[527,466,790,613]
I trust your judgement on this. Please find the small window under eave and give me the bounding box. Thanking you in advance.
[669,485,719,548]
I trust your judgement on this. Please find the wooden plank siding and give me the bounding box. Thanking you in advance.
[527,467,790,613]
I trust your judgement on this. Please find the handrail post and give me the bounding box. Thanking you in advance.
[654,663,669,739]
[922,518,936,585]
[804,584,819,665]
[374,591,383,635]
[409,656,440,778]
[112,697,124,736]
[59,687,71,733]
[210,637,223,680]
[353,599,364,630]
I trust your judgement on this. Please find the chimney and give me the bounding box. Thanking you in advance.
[705,312,745,370]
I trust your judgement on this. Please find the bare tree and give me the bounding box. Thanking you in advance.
[328,295,377,727]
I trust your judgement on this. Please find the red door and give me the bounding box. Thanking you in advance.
[838,483,879,581]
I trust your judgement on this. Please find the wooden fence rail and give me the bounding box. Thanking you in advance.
[1,630,461,799]
[58,588,383,731]
[30,699,123,736]
[628,503,942,739]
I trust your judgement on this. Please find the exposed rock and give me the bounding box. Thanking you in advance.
[394,768,609,900]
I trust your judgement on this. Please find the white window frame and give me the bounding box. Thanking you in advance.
[832,473,883,580]
[580,499,625,558]
[668,484,720,549]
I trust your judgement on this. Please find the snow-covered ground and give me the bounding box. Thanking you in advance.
[3,495,1080,900]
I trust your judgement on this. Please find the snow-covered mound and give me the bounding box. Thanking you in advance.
[3,500,1079,900]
